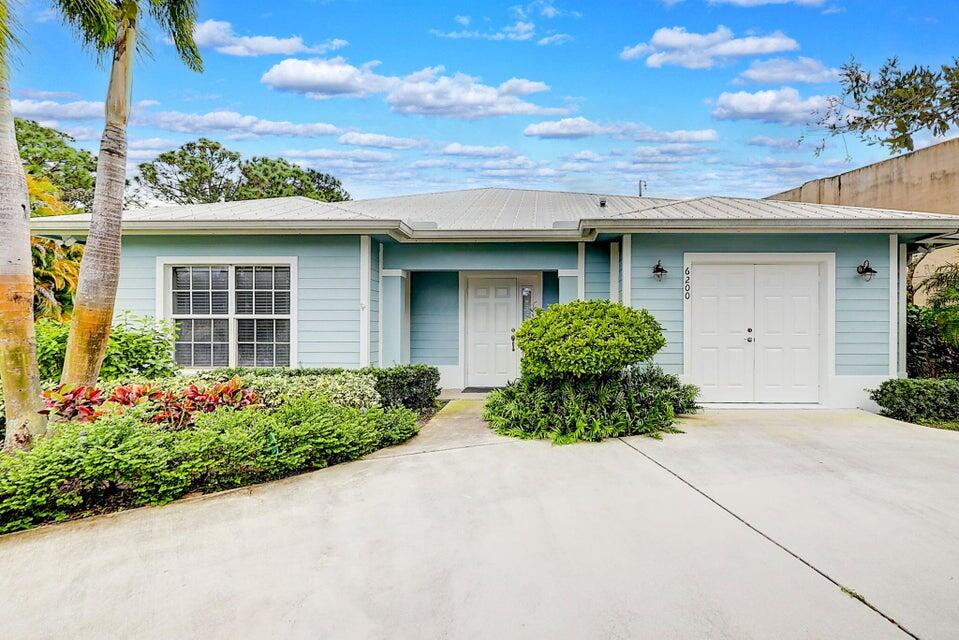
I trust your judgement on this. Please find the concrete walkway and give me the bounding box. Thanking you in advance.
[1,402,956,639]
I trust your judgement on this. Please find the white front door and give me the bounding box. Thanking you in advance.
[467,278,519,387]
[689,264,755,403]
[689,263,820,403]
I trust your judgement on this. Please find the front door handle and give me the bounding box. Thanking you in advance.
[511,329,516,352]
[746,337,754,343]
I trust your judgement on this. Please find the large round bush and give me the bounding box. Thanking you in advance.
[515,300,666,378]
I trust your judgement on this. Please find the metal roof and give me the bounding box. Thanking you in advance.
[31,188,959,238]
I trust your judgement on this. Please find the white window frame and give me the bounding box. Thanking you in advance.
[156,256,298,368]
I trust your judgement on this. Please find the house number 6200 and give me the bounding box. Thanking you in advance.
[684,267,691,300]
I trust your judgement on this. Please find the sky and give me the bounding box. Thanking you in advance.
[8,0,959,200]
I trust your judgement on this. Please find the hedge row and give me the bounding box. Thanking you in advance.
[869,378,959,423]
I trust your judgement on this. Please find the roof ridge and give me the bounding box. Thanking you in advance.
[612,196,711,217]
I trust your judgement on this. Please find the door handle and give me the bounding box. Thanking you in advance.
[511,329,516,352]
[746,337,754,343]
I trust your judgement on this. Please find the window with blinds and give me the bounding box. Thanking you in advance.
[170,263,292,368]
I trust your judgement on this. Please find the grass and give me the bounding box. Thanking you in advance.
[917,420,959,431]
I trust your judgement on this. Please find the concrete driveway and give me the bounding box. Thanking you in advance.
[1,403,957,639]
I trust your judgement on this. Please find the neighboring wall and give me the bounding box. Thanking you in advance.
[116,235,361,368]
[769,138,959,214]
[770,138,959,305]
[630,233,893,376]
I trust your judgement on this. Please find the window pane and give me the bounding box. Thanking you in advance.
[173,267,192,290]
[254,266,273,290]
[176,319,192,342]
[213,319,229,342]
[235,291,253,314]
[274,267,291,290]
[275,319,290,342]
[192,267,210,290]
[173,292,192,315]
[235,266,254,290]
[275,343,290,367]
[274,291,290,314]
[192,292,211,314]
[211,267,229,290]
[238,343,255,366]
[255,343,274,367]
[211,291,229,315]
[256,319,274,342]
[193,319,212,342]
[193,343,212,367]
[174,343,192,366]
[212,343,230,367]
[237,319,255,342]
[254,291,273,315]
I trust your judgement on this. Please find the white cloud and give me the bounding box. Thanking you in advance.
[620,25,798,69]
[737,57,839,84]
[567,150,607,162]
[442,143,515,157]
[537,33,572,46]
[498,78,550,95]
[137,109,340,138]
[283,148,394,163]
[710,0,825,6]
[748,135,804,150]
[14,88,81,100]
[712,87,831,124]
[430,20,536,42]
[262,57,566,119]
[12,99,104,120]
[337,131,425,149]
[524,116,718,142]
[193,19,347,57]
[454,15,471,26]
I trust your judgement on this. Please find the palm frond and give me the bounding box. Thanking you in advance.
[51,0,118,53]
[0,0,22,75]
[149,0,202,71]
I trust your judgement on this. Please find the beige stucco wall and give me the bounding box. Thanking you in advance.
[769,138,959,304]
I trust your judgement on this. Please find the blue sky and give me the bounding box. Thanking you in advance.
[9,0,958,199]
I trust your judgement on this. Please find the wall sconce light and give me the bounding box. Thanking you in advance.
[857,259,878,282]
[653,260,668,281]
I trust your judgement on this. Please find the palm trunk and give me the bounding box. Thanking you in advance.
[61,17,137,386]
[0,79,47,450]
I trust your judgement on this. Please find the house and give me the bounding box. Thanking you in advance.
[32,187,959,408]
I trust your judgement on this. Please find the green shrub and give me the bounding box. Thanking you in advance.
[907,304,959,378]
[484,366,699,444]
[515,300,666,378]
[869,378,959,423]
[191,364,440,412]
[35,313,178,382]
[0,397,419,533]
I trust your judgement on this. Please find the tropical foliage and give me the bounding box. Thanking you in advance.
[32,236,83,320]
[817,56,959,154]
[16,118,96,211]
[485,301,698,443]
[917,263,959,346]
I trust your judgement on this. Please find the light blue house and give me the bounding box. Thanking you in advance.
[34,188,959,407]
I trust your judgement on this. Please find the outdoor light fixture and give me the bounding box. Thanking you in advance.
[857,259,878,282]
[653,260,668,281]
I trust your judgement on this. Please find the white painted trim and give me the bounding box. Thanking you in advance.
[577,242,586,299]
[155,255,298,368]
[888,234,897,377]
[898,242,908,377]
[359,236,371,367]
[557,269,579,278]
[610,242,620,303]
[622,235,632,307]
[378,242,384,368]
[682,252,836,404]
[381,268,408,278]
[403,273,411,363]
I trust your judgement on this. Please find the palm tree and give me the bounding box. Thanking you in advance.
[0,1,49,449]
[61,0,202,386]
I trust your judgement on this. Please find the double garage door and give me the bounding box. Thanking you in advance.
[689,263,821,403]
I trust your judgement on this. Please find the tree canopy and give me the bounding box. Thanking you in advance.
[15,118,97,211]
[819,57,959,154]
[136,139,351,204]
